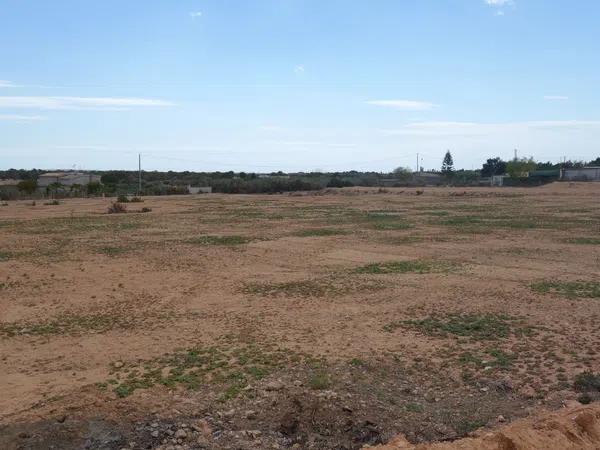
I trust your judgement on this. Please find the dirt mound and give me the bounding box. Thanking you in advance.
[375,402,600,450]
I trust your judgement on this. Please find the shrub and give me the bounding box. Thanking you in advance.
[130,197,144,203]
[140,207,152,213]
[107,202,127,214]
[117,194,130,203]
[574,372,600,392]
[44,200,60,206]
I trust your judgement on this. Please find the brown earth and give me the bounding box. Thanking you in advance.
[0,183,599,449]
[376,401,600,449]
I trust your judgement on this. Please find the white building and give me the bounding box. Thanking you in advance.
[37,172,102,188]
[561,167,600,182]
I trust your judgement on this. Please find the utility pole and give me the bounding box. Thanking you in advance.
[514,149,518,161]
[138,153,142,196]
[416,153,419,173]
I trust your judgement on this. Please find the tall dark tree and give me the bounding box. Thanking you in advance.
[481,157,507,177]
[588,157,600,166]
[441,150,454,174]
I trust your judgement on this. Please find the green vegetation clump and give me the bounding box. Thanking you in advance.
[187,235,253,246]
[531,281,600,299]
[364,212,412,230]
[391,313,532,341]
[355,260,456,274]
[106,344,303,399]
[293,228,348,237]
[97,246,130,257]
[565,238,600,245]
[308,371,331,390]
[0,310,179,337]
[107,202,127,214]
[574,372,600,392]
[243,276,384,298]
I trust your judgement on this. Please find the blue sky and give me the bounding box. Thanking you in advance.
[1,0,599,172]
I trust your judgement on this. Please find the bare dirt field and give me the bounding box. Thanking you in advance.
[1,183,599,450]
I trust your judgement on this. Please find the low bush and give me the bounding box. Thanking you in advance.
[107,202,127,214]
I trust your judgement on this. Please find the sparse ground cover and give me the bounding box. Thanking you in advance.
[1,183,600,449]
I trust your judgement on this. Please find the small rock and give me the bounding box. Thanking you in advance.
[113,361,124,369]
[221,409,235,419]
[246,410,257,420]
[174,429,187,439]
[265,380,285,391]
[497,415,506,422]
[151,430,159,438]
[151,423,159,428]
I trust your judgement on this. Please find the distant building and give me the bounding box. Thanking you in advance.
[561,167,600,182]
[37,172,102,188]
[413,172,442,185]
[0,179,21,199]
[187,185,212,194]
[491,175,510,187]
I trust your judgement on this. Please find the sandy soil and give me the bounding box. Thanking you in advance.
[0,183,599,449]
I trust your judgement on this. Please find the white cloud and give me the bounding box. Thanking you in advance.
[544,95,569,101]
[485,0,513,6]
[0,80,18,88]
[294,65,305,74]
[0,96,174,110]
[485,0,514,15]
[0,114,46,121]
[366,100,435,111]
[189,11,202,18]
[380,120,600,136]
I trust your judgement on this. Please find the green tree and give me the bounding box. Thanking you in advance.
[506,157,536,178]
[87,181,103,196]
[481,157,507,177]
[441,151,455,179]
[393,166,413,181]
[17,179,38,195]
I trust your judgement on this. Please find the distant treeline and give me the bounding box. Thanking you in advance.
[1,155,598,196]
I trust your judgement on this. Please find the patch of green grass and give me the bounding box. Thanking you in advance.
[97,246,131,257]
[405,402,424,413]
[292,228,348,237]
[0,250,12,261]
[349,358,365,367]
[308,371,331,390]
[105,344,303,399]
[10,216,146,235]
[396,313,531,341]
[531,281,600,299]
[487,348,516,369]
[565,237,600,245]
[365,212,413,231]
[455,419,487,435]
[0,310,180,337]
[355,260,457,275]
[187,235,253,246]
[243,276,384,298]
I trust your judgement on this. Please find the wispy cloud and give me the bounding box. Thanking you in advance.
[189,11,202,18]
[0,80,19,88]
[544,95,569,101]
[485,0,514,6]
[0,96,175,110]
[366,100,435,111]
[380,120,600,136]
[0,114,46,121]
[294,64,305,74]
[485,0,514,15]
